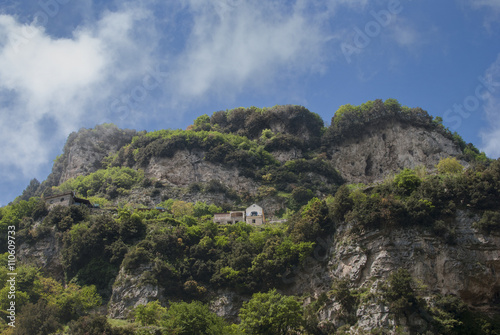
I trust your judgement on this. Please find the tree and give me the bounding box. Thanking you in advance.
[384,98,401,114]
[119,213,146,241]
[382,268,418,316]
[239,289,303,335]
[14,300,62,335]
[290,186,314,210]
[54,284,102,323]
[160,301,227,335]
[330,185,353,221]
[437,157,464,174]
[67,314,115,335]
[134,300,167,326]
[394,169,421,194]
[171,201,194,218]
[193,114,211,131]
[17,178,41,202]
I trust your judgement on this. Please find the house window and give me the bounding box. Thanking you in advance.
[227,221,232,224]
[60,198,65,202]
[251,211,258,216]
[252,219,255,223]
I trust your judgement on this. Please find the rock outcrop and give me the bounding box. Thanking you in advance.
[145,149,259,194]
[285,210,500,333]
[329,119,463,183]
[18,229,64,281]
[37,124,136,195]
[108,264,162,319]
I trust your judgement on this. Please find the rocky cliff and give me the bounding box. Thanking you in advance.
[329,119,463,183]
[287,210,500,333]
[35,124,137,197]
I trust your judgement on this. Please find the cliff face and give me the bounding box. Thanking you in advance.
[59,125,137,183]
[144,149,259,194]
[42,119,463,198]
[18,228,64,282]
[108,264,162,319]
[288,211,500,328]
[37,124,136,195]
[329,119,463,183]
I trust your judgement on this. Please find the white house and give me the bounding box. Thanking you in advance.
[245,204,265,225]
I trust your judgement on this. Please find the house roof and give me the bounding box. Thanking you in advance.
[74,197,92,205]
[247,204,262,209]
[44,192,74,200]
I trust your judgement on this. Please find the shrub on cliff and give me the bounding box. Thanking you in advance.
[437,157,464,174]
[239,289,303,335]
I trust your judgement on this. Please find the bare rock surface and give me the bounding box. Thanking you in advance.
[330,120,462,183]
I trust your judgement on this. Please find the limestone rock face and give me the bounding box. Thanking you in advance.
[330,120,462,183]
[287,210,500,333]
[42,125,136,189]
[108,264,162,319]
[269,149,303,163]
[18,229,64,281]
[144,149,259,194]
[210,290,247,323]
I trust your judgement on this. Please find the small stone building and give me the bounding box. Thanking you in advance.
[213,204,265,225]
[44,192,92,210]
[213,211,245,224]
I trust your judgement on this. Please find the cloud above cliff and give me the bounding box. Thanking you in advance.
[0,5,158,178]
[170,0,330,101]
[479,54,500,157]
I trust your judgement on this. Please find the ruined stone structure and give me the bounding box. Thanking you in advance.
[44,191,92,210]
[213,211,245,225]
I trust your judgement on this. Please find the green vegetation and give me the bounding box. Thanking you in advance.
[333,159,500,232]
[394,168,422,194]
[239,289,303,335]
[0,197,47,252]
[0,260,102,334]
[54,166,145,199]
[436,157,464,174]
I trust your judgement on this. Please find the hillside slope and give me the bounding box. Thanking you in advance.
[3,100,499,334]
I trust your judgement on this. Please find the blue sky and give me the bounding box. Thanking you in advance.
[0,0,500,206]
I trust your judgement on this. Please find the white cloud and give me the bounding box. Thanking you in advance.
[460,0,500,30]
[479,54,500,158]
[171,0,331,100]
[0,5,158,179]
[467,0,500,11]
[388,18,421,49]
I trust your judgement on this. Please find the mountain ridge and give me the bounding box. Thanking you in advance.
[21,100,481,209]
